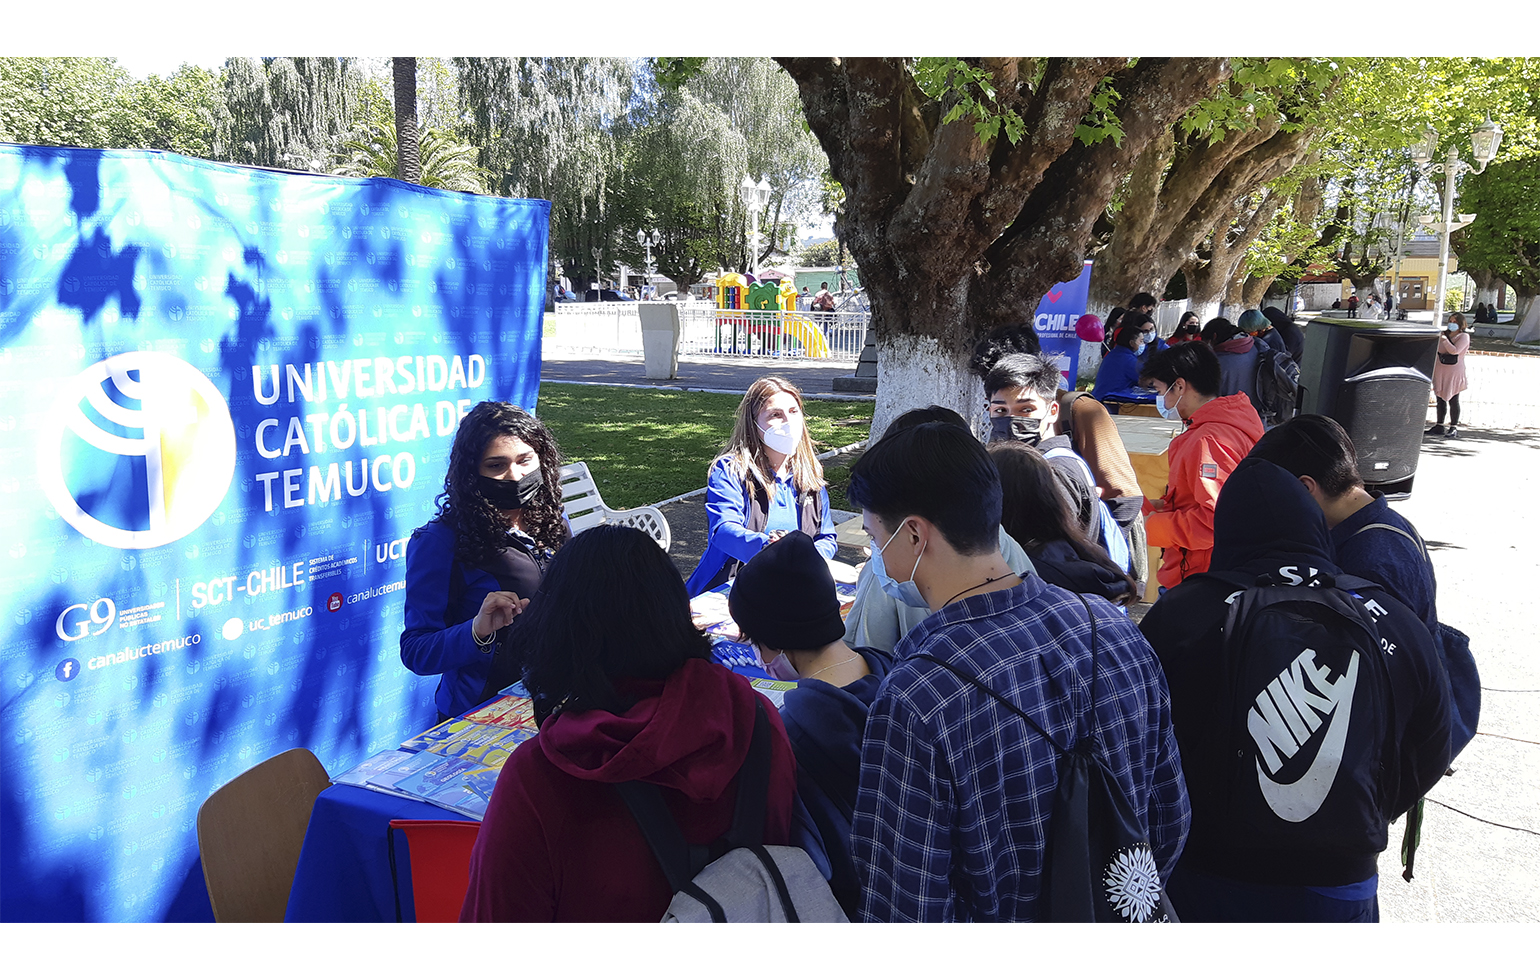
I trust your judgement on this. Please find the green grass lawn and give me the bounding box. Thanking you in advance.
[536,384,873,509]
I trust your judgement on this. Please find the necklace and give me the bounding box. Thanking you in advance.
[944,572,1020,608]
[806,654,862,681]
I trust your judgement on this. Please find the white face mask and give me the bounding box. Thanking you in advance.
[1158,383,1184,421]
[761,417,802,455]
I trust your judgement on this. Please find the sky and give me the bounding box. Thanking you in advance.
[8,0,1510,68]
[112,54,229,79]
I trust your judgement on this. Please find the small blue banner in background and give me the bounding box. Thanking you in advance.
[1033,260,1095,385]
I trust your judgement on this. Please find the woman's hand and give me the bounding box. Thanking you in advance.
[471,591,529,643]
[766,529,789,544]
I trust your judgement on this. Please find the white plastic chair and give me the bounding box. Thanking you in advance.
[558,461,672,552]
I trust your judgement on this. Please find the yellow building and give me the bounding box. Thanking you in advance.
[1381,235,1457,311]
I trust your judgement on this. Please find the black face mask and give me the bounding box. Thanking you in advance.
[989,415,1042,447]
[477,468,544,510]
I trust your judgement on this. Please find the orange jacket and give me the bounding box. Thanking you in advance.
[1144,393,1265,589]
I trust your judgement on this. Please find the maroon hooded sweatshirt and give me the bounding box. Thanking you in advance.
[460,658,798,922]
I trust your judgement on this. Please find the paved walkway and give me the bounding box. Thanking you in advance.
[1378,422,1540,922]
[542,350,867,398]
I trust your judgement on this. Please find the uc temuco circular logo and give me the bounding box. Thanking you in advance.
[38,352,236,550]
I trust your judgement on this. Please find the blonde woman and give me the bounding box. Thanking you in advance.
[684,377,838,596]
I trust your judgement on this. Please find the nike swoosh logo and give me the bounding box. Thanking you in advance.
[1257,651,1359,823]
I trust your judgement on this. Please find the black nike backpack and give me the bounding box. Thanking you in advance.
[1209,568,1395,855]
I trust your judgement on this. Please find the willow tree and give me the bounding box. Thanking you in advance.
[611,86,749,290]
[213,56,367,170]
[776,57,1229,434]
[682,58,830,267]
[456,57,639,294]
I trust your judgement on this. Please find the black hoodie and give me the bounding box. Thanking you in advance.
[1262,306,1305,361]
[1139,458,1451,887]
[1027,539,1135,606]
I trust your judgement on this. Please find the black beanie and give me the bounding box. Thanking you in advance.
[728,531,846,652]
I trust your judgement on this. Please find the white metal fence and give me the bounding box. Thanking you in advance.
[546,302,869,363]
[1458,353,1540,430]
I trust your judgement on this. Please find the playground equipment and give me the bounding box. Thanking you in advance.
[712,272,831,357]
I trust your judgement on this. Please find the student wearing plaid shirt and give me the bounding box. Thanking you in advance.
[845,422,1190,922]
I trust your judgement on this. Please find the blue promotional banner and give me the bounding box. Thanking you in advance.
[0,145,549,921]
[1032,260,1095,385]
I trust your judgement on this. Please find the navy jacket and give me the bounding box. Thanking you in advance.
[779,646,893,917]
[1092,346,1143,401]
[1331,494,1438,638]
[400,520,545,717]
[1027,538,1134,606]
[1139,459,1451,888]
[1263,308,1305,361]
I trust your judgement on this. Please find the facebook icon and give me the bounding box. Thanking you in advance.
[55,659,81,682]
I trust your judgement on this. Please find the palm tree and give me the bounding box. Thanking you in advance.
[332,117,493,194]
[392,57,421,183]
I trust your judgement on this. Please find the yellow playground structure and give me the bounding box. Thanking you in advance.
[713,273,830,358]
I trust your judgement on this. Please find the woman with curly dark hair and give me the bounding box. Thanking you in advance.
[400,401,570,720]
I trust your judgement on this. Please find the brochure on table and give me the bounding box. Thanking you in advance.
[330,691,539,819]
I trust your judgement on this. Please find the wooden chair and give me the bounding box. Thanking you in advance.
[195,747,332,922]
[558,461,672,552]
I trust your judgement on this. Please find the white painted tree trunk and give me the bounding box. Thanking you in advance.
[872,333,986,443]
[1077,340,1102,384]
[1188,299,1223,324]
[1515,299,1540,344]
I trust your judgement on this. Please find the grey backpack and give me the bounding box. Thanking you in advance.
[616,701,848,923]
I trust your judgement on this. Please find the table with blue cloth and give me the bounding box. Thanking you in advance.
[1101,386,1156,405]
[284,783,470,922]
[1100,387,1162,418]
[284,683,538,922]
[283,577,861,922]
[280,638,780,923]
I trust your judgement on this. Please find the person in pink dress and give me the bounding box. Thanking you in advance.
[1427,312,1471,438]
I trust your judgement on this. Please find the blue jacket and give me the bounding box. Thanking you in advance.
[1135,335,1168,367]
[684,456,837,596]
[399,520,501,718]
[1092,346,1144,401]
[780,646,893,917]
[1331,495,1438,637]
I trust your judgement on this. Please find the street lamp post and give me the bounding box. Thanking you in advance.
[1411,117,1502,331]
[636,230,659,297]
[738,176,772,277]
[591,245,603,301]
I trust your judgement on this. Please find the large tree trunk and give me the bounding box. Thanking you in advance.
[1515,293,1540,343]
[1184,257,1227,324]
[1240,273,1274,309]
[1090,96,1320,311]
[393,57,422,184]
[1468,268,1499,309]
[779,57,1230,439]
